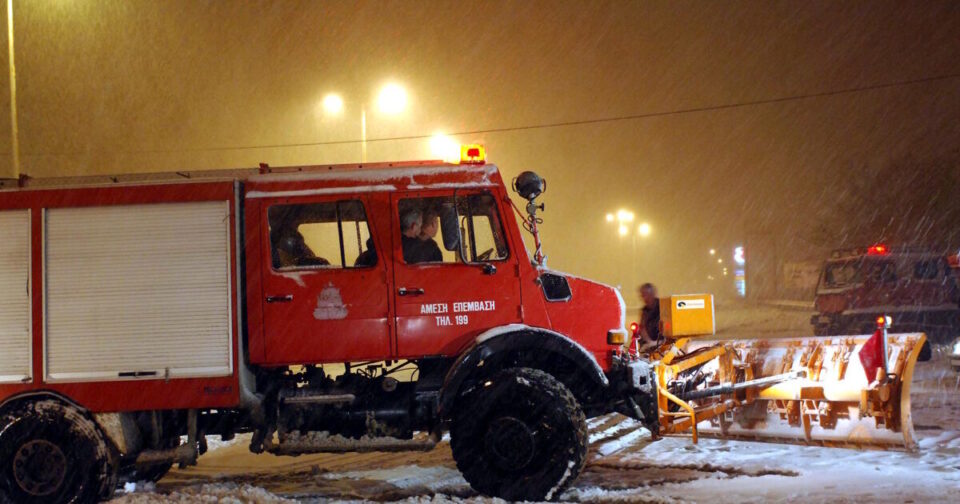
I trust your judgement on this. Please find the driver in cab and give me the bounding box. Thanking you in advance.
[273,227,329,268]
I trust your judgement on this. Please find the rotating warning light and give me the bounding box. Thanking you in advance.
[868,244,888,255]
[459,144,486,164]
[876,315,892,328]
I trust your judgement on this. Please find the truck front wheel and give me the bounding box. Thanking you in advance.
[449,367,588,501]
[0,399,115,504]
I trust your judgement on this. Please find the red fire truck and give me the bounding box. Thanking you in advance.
[811,245,960,344]
[0,148,652,502]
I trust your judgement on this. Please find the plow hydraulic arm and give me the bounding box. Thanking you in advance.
[650,332,926,450]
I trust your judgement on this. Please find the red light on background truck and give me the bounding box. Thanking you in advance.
[868,244,888,255]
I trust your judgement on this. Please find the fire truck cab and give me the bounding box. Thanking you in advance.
[812,245,960,343]
[0,150,654,502]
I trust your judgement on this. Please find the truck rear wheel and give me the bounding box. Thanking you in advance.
[449,367,587,501]
[0,399,115,504]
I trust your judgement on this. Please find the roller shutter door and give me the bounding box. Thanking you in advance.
[45,201,232,381]
[0,210,31,383]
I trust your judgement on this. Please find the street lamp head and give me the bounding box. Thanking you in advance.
[321,93,344,115]
[429,133,460,163]
[605,213,614,223]
[638,222,651,237]
[378,83,407,114]
[616,209,634,223]
[618,224,628,237]
[709,248,716,255]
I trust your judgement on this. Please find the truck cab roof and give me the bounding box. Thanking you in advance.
[0,160,499,193]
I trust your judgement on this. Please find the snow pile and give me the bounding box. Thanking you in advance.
[323,465,469,493]
[110,482,293,504]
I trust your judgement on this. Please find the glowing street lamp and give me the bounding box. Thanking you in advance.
[321,93,344,115]
[709,248,716,255]
[320,83,410,163]
[377,83,407,115]
[429,133,460,163]
[638,222,651,237]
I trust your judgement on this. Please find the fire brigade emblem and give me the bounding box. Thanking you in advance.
[313,283,348,320]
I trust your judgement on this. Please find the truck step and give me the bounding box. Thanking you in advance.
[279,391,356,405]
[266,430,439,456]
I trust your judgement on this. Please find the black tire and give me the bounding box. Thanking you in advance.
[449,367,588,501]
[0,399,116,504]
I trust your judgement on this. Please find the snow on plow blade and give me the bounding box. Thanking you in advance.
[654,333,926,450]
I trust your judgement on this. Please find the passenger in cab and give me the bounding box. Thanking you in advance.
[416,210,443,263]
[354,236,377,267]
[400,209,423,263]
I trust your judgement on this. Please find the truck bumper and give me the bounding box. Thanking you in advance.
[626,359,655,395]
[813,309,960,341]
[613,359,659,434]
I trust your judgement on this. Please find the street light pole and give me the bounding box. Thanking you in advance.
[360,105,367,163]
[322,84,406,164]
[6,0,19,179]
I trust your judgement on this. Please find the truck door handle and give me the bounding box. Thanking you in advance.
[398,287,424,297]
[266,294,294,303]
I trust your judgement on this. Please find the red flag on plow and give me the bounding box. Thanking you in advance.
[859,327,886,383]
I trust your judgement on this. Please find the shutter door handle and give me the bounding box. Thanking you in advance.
[398,287,425,297]
[266,294,294,303]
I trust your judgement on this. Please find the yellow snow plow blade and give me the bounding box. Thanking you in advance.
[652,333,926,450]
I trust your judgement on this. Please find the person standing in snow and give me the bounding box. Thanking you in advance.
[637,283,662,350]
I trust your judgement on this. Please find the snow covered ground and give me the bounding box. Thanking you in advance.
[110,305,960,503]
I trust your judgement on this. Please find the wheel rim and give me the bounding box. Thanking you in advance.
[12,439,67,497]
[484,416,537,471]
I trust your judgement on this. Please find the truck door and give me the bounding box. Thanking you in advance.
[259,196,391,363]
[391,190,522,357]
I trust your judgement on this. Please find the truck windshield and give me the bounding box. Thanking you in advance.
[824,260,861,287]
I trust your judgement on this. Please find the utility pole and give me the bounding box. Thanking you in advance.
[6,0,19,179]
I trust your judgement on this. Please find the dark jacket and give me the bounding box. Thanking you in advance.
[641,299,661,342]
[417,238,443,263]
[401,235,421,263]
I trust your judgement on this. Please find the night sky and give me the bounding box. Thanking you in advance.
[2,0,958,303]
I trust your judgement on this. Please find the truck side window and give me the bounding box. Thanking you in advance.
[459,193,509,262]
[397,193,508,265]
[268,200,375,270]
[398,197,459,264]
